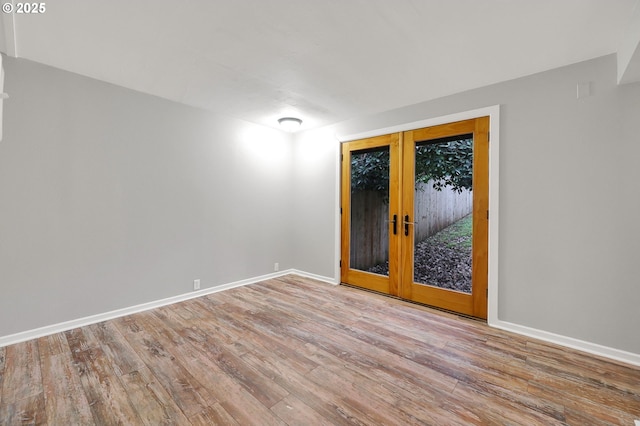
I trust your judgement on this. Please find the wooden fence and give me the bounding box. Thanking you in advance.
[413,182,473,243]
[349,190,390,270]
[350,181,473,271]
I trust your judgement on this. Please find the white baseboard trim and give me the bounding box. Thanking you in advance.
[0,269,296,348]
[490,318,640,367]
[289,269,339,285]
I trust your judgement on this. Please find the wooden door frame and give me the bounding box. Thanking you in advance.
[401,117,489,318]
[336,106,500,324]
[340,133,401,296]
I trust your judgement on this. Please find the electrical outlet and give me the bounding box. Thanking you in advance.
[576,81,591,99]
[193,279,200,290]
[274,262,279,272]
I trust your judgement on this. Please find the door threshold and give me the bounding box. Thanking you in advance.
[340,282,486,323]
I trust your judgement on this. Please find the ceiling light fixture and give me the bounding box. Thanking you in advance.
[278,117,302,132]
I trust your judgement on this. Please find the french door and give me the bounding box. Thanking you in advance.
[340,117,489,319]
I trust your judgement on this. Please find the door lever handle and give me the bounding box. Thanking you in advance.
[385,214,398,235]
[404,215,416,236]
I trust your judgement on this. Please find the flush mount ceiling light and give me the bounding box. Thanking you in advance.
[278,117,303,132]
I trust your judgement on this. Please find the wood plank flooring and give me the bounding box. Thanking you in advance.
[1,274,639,425]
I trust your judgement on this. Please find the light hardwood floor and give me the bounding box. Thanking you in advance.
[0,275,639,425]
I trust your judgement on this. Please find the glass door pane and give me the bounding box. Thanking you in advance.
[413,135,473,293]
[350,147,390,276]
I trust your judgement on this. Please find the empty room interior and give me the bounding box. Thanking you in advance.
[1,0,640,424]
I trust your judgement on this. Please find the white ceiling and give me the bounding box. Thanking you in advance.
[1,0,639,130]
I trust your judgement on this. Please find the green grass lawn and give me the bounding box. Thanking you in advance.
[428,214,472,250]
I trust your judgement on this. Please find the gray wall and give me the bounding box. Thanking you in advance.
[294,54,640,355]
[291,127,339,276]
[0,57,294,337]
